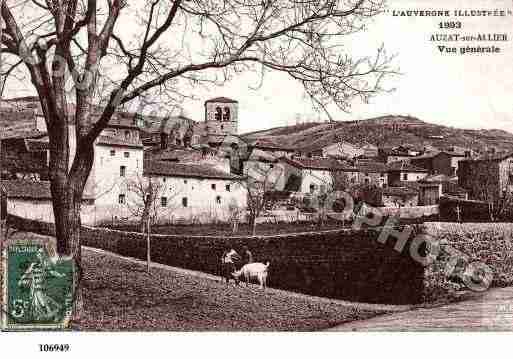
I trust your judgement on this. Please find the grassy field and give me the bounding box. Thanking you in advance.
[78,247,390,331]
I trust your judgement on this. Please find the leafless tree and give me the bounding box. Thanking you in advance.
[125,174,180,230]
[242,161,283,235]
[227,198,243,234]
[0,0,396,317]
[467,170,513,221]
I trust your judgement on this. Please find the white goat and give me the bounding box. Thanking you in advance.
[232,262,270,289]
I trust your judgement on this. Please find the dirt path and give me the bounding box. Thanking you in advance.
[328,287,513,331]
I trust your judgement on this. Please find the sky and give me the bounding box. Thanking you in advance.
[178,0,513,134]
[3,0,513,135]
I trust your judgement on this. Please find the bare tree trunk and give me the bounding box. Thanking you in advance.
[51,144,94,323]
[52,186,83,322]
[251,217,257,236]
[146,217,151,274]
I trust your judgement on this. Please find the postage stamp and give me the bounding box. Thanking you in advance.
[1,242,75,331]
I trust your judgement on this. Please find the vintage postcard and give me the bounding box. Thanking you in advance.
[0,0,512,354]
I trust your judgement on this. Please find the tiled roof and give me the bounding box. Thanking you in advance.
[143,160,240,180]
[387,161,428,173]
[413,151,466,160]
[1,180,52,199]
[1,129,46,140]
[379,147,413,156]
[107,112,141,129]
[249,138,294,151]
[354,161,387,173]
[4,96,40,102]
[145,147,219,162]
[25,137,49,152]
[383,186,419,197]
[459,152,513,163]
[281,157,354,171]
[411,151,441,160]
[205,97,238,103]
[420,174,452,183]
[443,182,468,195]
[2,180,94,200]
[96,136,143,148]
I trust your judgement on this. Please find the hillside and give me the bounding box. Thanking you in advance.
[241,115,513,154]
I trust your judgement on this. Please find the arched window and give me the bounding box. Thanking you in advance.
[214,107,222,121]
[223,107,231,121]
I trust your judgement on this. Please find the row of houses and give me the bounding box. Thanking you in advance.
[1,95,511,225]
[0,97,247,225]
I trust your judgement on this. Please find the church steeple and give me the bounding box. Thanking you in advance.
[204,97,239,139]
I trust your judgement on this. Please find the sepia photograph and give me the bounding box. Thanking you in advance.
[0,0,512,355]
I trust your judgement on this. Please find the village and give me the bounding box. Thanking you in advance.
[1,95,511,229]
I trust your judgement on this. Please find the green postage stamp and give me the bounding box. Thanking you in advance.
[2,242,75,331]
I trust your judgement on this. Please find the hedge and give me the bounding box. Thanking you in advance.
[9,214,513,305]
[7,213,424,305]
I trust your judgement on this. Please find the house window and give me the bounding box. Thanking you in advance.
[184,179,188,184]
[120,166,126,177]
[124,130,130,139]
[118,194,126,204]
[124,152,130,158]
[161,197,167,207]
[182,197,188,207]
[110,150,116,156]
[163,177,166,182]
[223,107,231,121]
[309,184,315,193]
[216,195,221,204]
[214,107,222,121]
[211,183,216,190]
[403,173,408,181]
[225,184,231,192]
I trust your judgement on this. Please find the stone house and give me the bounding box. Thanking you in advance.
[0,96,248,225]
[387,161,428,186]
[410,151,466,177]
[458,153,513,201]
[2,180,96,224]
[276,157,358,195]
[353,161,388,187]
[382,186,419,207]
[139,161,246,224]
[321,141,364,159]
[378,147,416,164]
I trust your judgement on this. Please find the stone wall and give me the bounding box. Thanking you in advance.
[10,212,513,305]
[7,213,424,305]
[421,222,513,301]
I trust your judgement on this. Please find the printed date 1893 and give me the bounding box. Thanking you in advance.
[439,21,462,29]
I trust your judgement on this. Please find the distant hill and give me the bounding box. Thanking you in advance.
[241,115,513,154]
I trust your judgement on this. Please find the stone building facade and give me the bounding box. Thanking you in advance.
[458,153,513,201]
